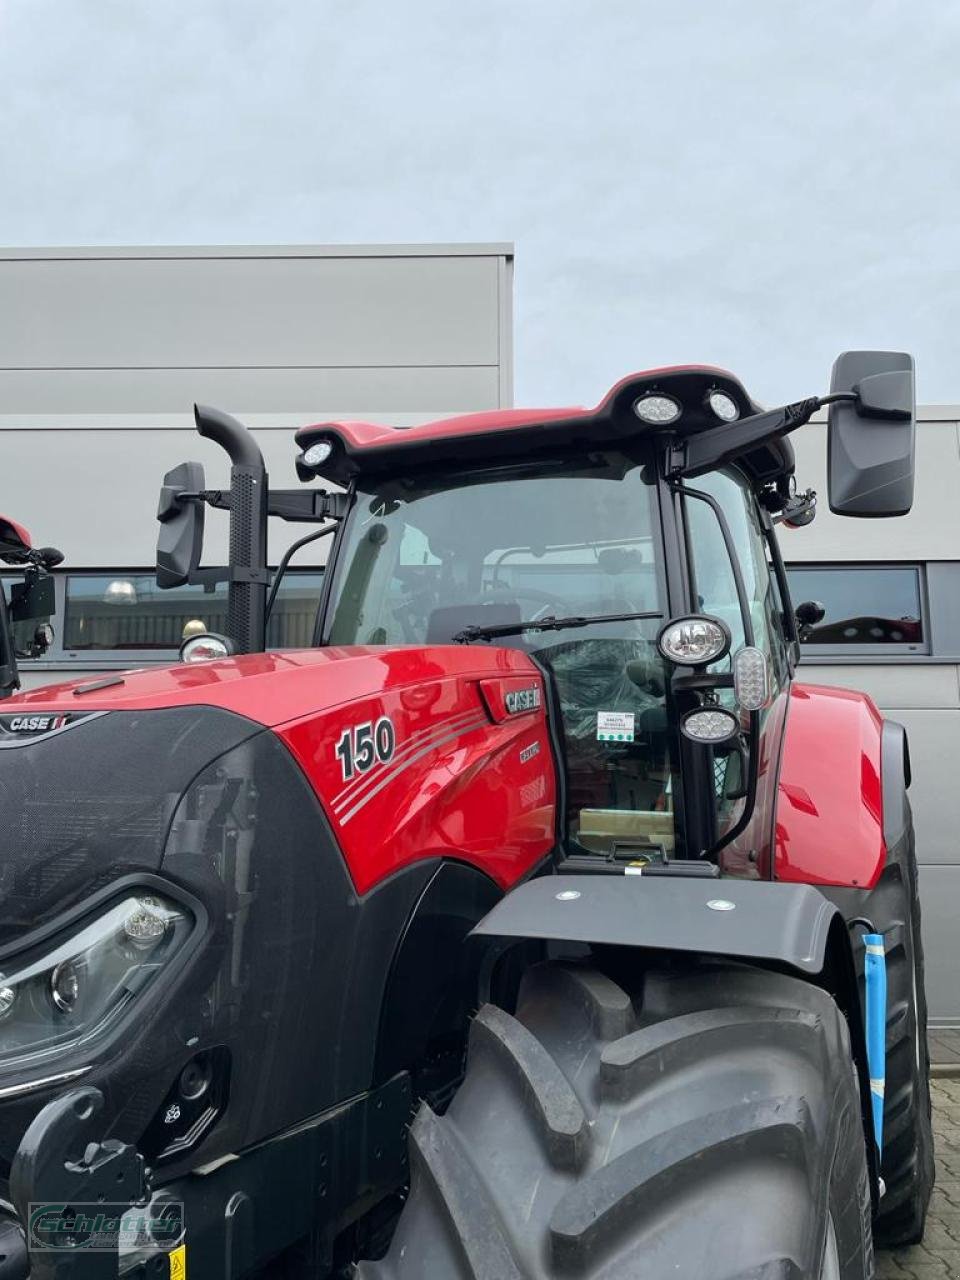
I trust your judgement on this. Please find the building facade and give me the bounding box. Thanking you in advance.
[0,243,513,679]
[788,410,960,1023]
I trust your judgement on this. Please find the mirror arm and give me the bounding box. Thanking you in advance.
[670,397,822,479]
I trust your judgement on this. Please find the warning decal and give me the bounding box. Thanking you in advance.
[169,1244,186,1279]
[597,711,635,743]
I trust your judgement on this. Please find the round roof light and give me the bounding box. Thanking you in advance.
[657,615,731,667]
[302,440,334,468]
[102,579,138,606]
[707,390,740,422]
[180,632,233,665]
[681,706,739,744]
[633,394,682,426]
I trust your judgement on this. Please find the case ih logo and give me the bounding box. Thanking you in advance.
[504,686,541,715]
[0,714,72,734]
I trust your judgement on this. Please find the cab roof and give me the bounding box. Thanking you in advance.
[294,366,791,488]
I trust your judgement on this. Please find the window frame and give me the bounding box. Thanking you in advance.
[785,561,929,659]
[4,567,325,670]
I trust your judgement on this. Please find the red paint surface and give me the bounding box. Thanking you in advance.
[775,682,886,889]
[0,515,32,552]
[279,668,555,895]
[295,365,740,456]
[7,647,557,895]
[2,646,538,726]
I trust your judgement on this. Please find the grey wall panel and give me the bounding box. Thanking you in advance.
[0,255,501,370]
[0,364,501,415]
[917,864,960,1025]
[787,419,960,562]
[796,663,960,710]
[3,427,344,567]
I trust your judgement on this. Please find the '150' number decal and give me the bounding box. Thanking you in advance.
[335,717,396,782]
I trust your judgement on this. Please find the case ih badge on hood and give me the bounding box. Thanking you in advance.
[0,712,91,737]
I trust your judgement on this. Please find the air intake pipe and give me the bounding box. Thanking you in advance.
[194,404,269,655]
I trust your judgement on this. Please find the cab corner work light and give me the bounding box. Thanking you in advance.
[658,615,731,667]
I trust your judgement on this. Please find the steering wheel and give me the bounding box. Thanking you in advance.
[481,586,575,621]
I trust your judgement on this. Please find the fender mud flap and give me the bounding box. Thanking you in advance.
[472,875,838,975]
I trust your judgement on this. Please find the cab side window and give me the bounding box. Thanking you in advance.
[685,469,788,685]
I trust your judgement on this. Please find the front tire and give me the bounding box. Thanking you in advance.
[360,959,873,1279]
[868,809,935,1246]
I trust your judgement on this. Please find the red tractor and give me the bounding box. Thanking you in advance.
[0,352,930,1279]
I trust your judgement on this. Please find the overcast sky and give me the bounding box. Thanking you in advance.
[1,0,957,407]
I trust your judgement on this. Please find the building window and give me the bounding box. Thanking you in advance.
[785,564,925,650]
[61,571,324,654]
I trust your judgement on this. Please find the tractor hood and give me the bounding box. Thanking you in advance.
[0,645,539,726]
[0,645,539,945]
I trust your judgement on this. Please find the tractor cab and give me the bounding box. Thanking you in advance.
[157,351,915,874]
[0,351,926,1280]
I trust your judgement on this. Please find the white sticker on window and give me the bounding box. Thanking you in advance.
[597,711,635,743]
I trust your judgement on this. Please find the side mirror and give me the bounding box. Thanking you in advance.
[794,599,826,641]
[828,351,916,517]
[794,599,826,628]
[156,462,205,589]
[10,573,55,624]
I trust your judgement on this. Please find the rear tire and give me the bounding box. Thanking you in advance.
[359,959,873,1279]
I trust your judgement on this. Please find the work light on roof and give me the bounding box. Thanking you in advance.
[302,440,334,468]
[633,393,682,426]
[657,615,731,667]
[707,390,740,422]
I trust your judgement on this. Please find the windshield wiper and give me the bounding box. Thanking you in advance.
[453,609,664,643]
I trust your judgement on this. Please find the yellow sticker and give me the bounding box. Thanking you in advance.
[169,1244,186,1280]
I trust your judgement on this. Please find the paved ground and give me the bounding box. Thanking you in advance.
[877,1078,960,1278]
[931,1030,960,1071]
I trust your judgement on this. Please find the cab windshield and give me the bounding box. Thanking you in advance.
[323,451,681,860]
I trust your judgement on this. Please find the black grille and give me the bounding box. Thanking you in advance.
[0,707,260,946]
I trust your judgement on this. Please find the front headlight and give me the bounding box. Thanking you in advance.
[0,894,191,1070]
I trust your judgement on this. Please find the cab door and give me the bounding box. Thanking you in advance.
[682,468,792,877]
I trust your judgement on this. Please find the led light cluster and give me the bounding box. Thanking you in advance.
[681,706,739,744]
[632,394,682,425]
[302,440,334,468]
[733,645,770,711]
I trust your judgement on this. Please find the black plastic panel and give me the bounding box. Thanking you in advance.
[472,874,838,974]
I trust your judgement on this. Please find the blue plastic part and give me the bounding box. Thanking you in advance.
[864,932,887,1154]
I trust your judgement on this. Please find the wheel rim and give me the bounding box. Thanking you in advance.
[820,1212,841,1280]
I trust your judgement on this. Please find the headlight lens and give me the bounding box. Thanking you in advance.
[657,615,731,666]
[0,893,191,1070]
[180,632,232,664]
